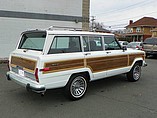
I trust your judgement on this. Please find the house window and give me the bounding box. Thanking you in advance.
[136,27,141,32]
[128,28,133,33]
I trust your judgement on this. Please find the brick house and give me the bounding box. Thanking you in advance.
[125,17,157,42]
[151,28,157,37]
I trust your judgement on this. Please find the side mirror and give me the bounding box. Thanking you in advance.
[122,46,127,52]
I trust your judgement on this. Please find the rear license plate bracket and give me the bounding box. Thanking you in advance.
[18,69,24,76]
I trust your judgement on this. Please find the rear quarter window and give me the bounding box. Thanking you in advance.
[48,36,81,54]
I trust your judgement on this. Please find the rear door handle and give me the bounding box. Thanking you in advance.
[84,53,91,56]
[106,52,111,54]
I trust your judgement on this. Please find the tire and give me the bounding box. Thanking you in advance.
[145,53,149,58]
[65,74,88,100]
[127,63,141,82]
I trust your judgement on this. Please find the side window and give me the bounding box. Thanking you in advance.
[89,36,103,51]
[51,37,69,49]
[82,36,90,52]
[104,36,121,50]
[82,36,103,51]
[48,36,81,54]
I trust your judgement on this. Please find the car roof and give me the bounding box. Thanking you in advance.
[22,29,114,36]
[47,30,114,36]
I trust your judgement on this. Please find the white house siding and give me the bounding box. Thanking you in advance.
[0,0,82,16]
[0,0,89,59]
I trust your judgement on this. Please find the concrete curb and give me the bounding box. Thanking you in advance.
[0,59,9,64]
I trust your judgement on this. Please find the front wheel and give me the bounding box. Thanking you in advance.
[127,63,141,82]
[65,74,88,100]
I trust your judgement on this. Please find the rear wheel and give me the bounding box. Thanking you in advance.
[127,63,141,82]
[146,53,149,58]
[65,74,88,100]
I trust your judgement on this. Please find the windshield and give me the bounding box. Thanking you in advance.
[18,31,46,51]
[144,38,157,44]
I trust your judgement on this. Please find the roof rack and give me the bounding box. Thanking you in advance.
[47,26,82,31]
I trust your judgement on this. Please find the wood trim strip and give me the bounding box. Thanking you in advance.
[43,59,84,74]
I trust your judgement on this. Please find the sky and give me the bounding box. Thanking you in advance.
[90,0,157,30]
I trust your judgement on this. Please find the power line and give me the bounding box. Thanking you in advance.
[102,11,157,24]
[104,23,128,28]
[101,11,157,30]
[91,10,157,30]
[110,23,128,27]
[94,0,156,16]
[105,24,128,29]
[91,0,157,30]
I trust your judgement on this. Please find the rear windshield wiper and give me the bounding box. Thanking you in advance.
[20,48,42,51]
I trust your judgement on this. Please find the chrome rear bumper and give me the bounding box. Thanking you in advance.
[6,71,46,93]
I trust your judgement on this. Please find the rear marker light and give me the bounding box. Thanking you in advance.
[40,67,50,72]
[35,68,39,82]
[7,63,10,71]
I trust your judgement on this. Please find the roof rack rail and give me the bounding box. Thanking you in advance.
[47,26,82,31]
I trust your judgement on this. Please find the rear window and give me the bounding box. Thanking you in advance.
[18,31,46,51]
[128,42,139,46]
[144,38,157,44]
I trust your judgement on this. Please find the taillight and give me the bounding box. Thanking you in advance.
[40,67,50,72]
[141,47,144,50]
[35,68,39,82]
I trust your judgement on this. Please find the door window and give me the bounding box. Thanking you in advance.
[104,36,121,50]
[82,36,103,51]
[82,36,90,52]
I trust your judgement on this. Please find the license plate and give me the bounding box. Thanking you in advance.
[18,69,24,76]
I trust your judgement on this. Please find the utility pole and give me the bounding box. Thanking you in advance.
[91,16,96,31]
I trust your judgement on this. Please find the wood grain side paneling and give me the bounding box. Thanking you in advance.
[11,56,36,72]
[42,53,144,74]
[129,53,144,66]
[87,55,128,73]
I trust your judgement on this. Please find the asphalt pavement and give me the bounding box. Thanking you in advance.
[0,57,157,118]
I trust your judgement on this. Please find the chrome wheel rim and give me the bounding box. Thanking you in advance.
[70,76,87,98]
[133,65,141,80]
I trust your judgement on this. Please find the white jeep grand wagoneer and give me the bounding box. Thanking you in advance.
[7,28,147,100]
